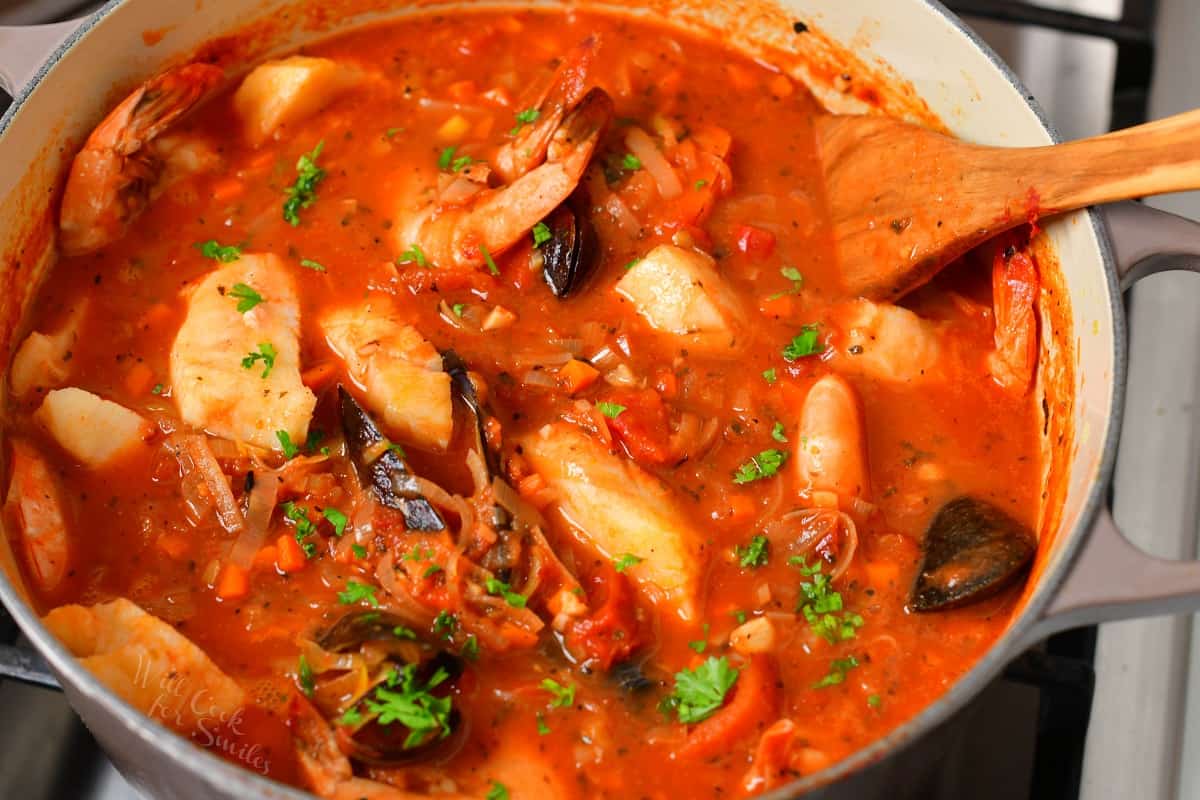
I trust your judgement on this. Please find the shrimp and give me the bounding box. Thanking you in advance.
[59,63,223,256]
[396,87,614,271]
[5,439,71,593]
[493,36,598,183]
[795,374,870,505]
[987,245,1039,393]
[41,598,245,734]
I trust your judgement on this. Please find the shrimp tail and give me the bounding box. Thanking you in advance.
[987,241,1039,393]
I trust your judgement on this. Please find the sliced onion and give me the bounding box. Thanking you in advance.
[605,193,640,235]
[589,345,621,371]
[603,363,638,388]
[228,469,281,569]
[172,434,243,533]
[547,338,583,356]
[521,369,557,389]
[828,512,859,581]
[626,126,682,199]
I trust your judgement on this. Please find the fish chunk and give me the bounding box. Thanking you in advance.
[323,300,452,451]
[170,254,316,451]
[614,244,745,354]
[5,439,71,592]
[833,299,944,385]
[518,423,704,621]
[233,56,360,146]
[10,301,87,399]
[42,598,245,734]
[36,387,153,467]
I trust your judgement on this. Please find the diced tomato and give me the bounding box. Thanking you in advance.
[565,565,640,670]
[735,225,776,259]
[602,388,674,465]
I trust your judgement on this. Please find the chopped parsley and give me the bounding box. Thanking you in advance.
[772,422,788,443]
[276,430,299,459]
[814,655,859,689]
[867,693,882,709]
[624,258,641,271]
[282,141,326,226]
[151,383,164,395]
[613,553,643,573]
[783,324,824,360]
[397,243,428,267]
[461,634,480,661]
[337,579,379,607]
[790,556,863,643]
[322,507,348,536]
[536,712,551,735]
[297,654,315,697]
[299,258,327,272]
[767,266,805,300]
[694,179,708,190]
[596,401,627,419]
[688,623,711,653]
[622,153,642,170]
[484,576,527,608]
[733,448,787,484]
[736,535,770,568]
[532,221,552,248]
[486,781,510,800]
[451,303,466,317]
[195,240,242,263]
[437,145,474,173]
[511,107,540,136]
[480,244,499,276]
[423,564,443,578]
[364,663,453,748]
[762,367,777,384]
[228,282,263,313]
[392,625,418,640]
[339,706,362,726]
[384,126,402,139]
[660,656,740,724]
[731,609,748,625]
[351,544,368,559]
[433,610,457,640]
[540,678,576,708]
[241,342,277,378]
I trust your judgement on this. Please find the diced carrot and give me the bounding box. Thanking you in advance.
[157,532,190,560]
[865,559,901,589]
[677,655,781,760]
[691,124,733,159]
[446,79,477,103]
[725,63,758,91]
[768,73,794,98]
[252,545,279,570]
[735,225,776,259]
[728,494,756,522]
[137,302,173,330]
[795,747,833,775]
[125,362,155,396]
[759,293,796,318]
[276,534,307,573]
[216,563,249,600]
[301,361,339,391]
[211,177,245,202]
[557,359,600,395]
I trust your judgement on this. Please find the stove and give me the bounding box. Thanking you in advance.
[0,0,1192,799]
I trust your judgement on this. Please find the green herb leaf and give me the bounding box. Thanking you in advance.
[540,678,576,708]
[771,422,788,443]
[339,706,362,726]
[762,368,777,384]
[732,448,787,484]
[397,243,428,267]
[300,258,327,272]
[480,244,499,276]
[461,634,480,661]
[814,655,859,689]
[298,654,315,697]
[351,544,368,559]
[694,179,708,190]
[437,146,456,171]
[624,258,641,271]
[195,240,242,263]
[731,609,748,625]
[613,553,643,573]
[151,383,165,395]
[423,563,443,578]
[484,577,527,608]
[392,625,418,640]
[487,781,510,800]
[437,145,474,173]
[276,430,299,459]
[229,282,263,313]
[661,656,740,724]
[338,580,379,607]
[322,507,348,536]
[283,141,326,226]
[384,127,402,139]
[736,535,770,568]
[536,712,551,735]
[515,108,540,125]
[688,623,710,654]
[433,610,457,640]
[241,342,278,378]
[596,401,627,419]
[783,324,824,361]
[622,153,642,170]
[532,221,552,248]
[867,693,882,708]
[791,556,863,643]
[451,303,466,317]
[365,663,454,748]
[781,266,804,284]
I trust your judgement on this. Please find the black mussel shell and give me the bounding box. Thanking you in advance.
[541,194,600,299]
[318,610,427,653]
[910,496,1037,611]
[611,659,655,694]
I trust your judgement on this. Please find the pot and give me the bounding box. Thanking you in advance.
[3,2,1200,798]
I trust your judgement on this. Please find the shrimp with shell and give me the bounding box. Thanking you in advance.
[59,63,223,256]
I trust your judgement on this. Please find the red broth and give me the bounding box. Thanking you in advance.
[7,8,1041,798]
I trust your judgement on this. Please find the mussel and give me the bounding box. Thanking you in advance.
[909,496,1037,611]
[540,192,600,298]
[339,386,445,531]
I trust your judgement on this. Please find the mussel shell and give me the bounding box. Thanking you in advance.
[541,194,600,299]
[610,658,655,694]
[910,495,1037,611]
[318,609,428,653]
[338,386,445,531]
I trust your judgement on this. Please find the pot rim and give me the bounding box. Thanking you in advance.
[0,1,1127,797]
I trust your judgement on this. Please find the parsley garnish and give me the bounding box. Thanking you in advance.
[867,693,882,708]
[660,656,740,724]
[613,553,643,573]
[480,244,499,276]
[814,655,859,688]
[437,145,473,173]
[511,107,540,135]
[300,258,327,272]
[536,712,551,735]
[322,507,348,536]
[283,141,326,226]
[783,325,824,360]
[487,781,510,800]
[624,258,641,271]
[622,153,642,170]
[241,342,277,378]
[397,243,428,267]
[689,623,711,653]
[433,610,457,640]
[384,127,402,139]
[762,367,777,384]
[338,580,379,607]
[151,383,164,395]
[694,179,708,190]
[484,576,527,608]
[772,422,788,443]
[596,401,627,419]
[790,556,863,643]
[540,678,576,708]
[462,634,480,661]
[228,282,263,313]
[364,663,453,748]
[532,221,552,247]
[276,430,299,458]
[195,240,242,263]
[339,706,362,726]
[733,449,787,484]
[392,625,418,640]
[731,609,748,625]
[351,544,368,559]
[736,535,770,568]
[281,501,317,545]
[297,654,315,697]
[767,266,805,300]
[451,303,465,317]
[423,564,443,578]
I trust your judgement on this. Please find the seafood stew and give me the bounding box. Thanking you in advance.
[7,8,1046,799]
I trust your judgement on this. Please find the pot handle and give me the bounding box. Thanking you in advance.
[1034,201,1200,637]
[0,17,89,98]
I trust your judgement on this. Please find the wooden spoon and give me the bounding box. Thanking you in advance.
[817,109,1200,300]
